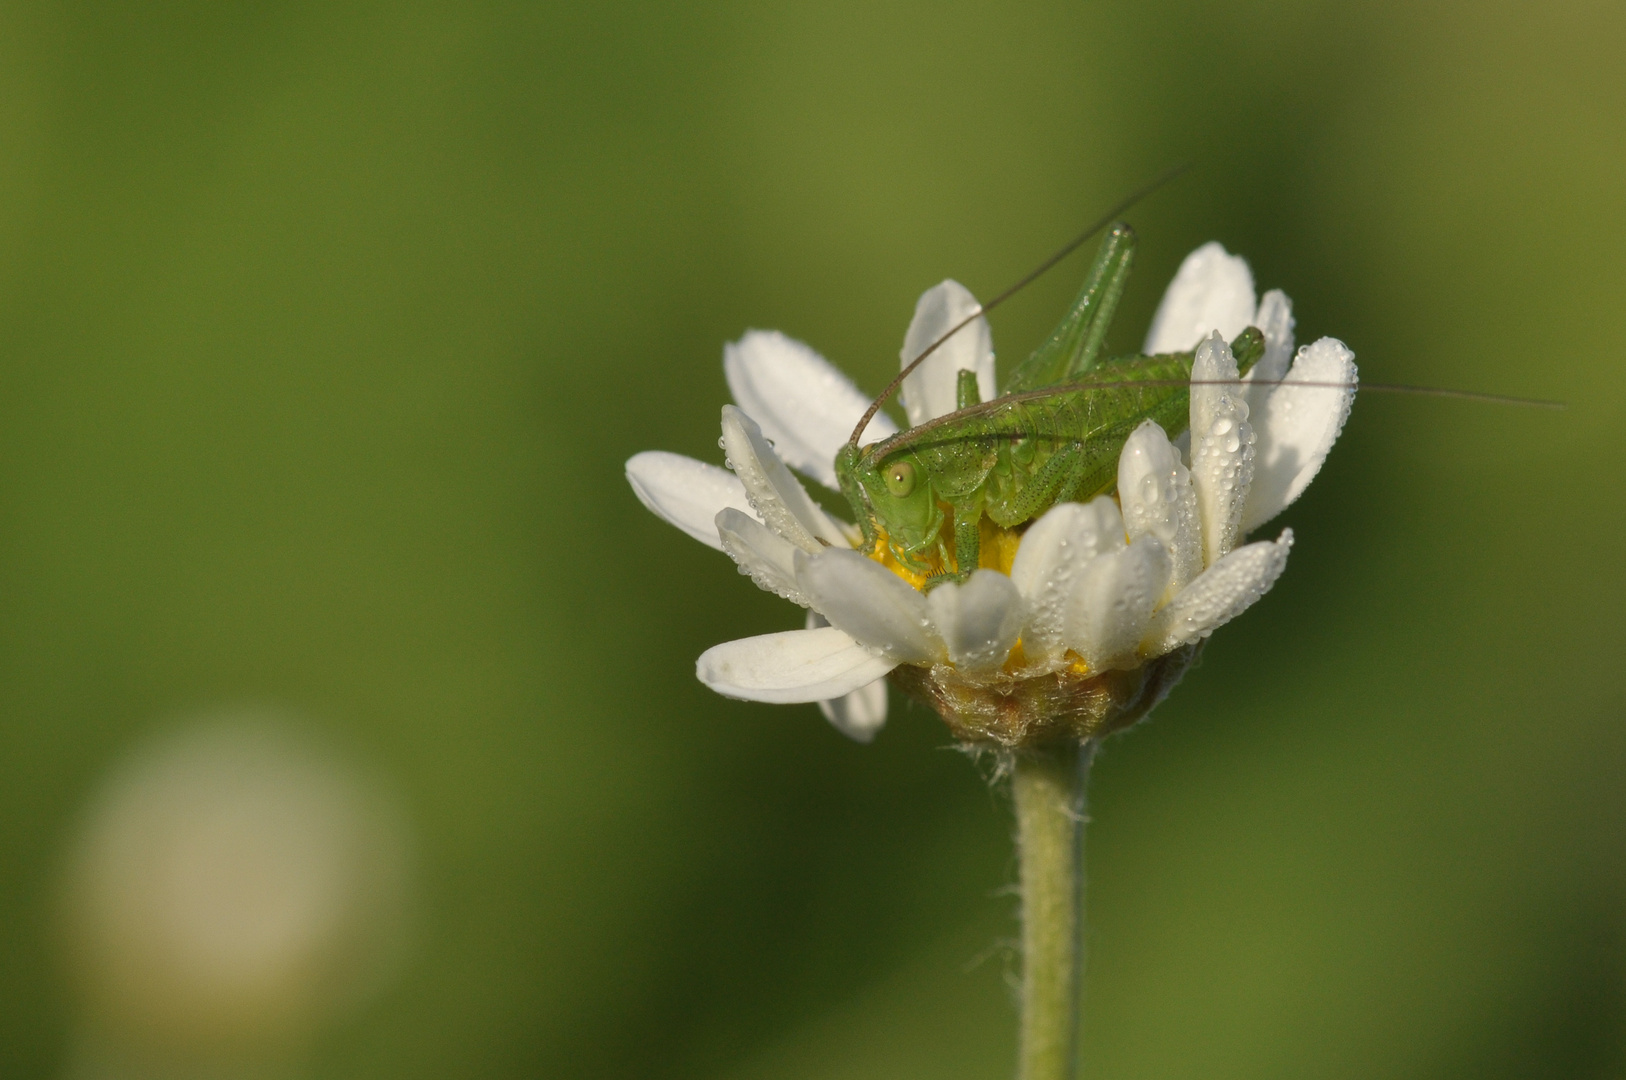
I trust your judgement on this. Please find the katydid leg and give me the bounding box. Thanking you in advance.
[1004,223,1137,393]
[956,368,983,410]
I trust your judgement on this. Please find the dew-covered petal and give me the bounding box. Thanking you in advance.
[898,280,996,427]
[626,451,757,551]
[1189,332,1257,565]
[724,330,898,489]
[717,508,808,606]
[795,548,941,664]
[1063,536,1173,672]
[1008,498,1126,664]
[1144,242,1257,355]
[1240,338,1357,534]
[1242,289,1295,419]
[805,612,889,741]
[923,570,1024,673]
[1116,421,1201,596]
[1142,530,1293,655]
[720,405,849,553]
[696,627,898,704]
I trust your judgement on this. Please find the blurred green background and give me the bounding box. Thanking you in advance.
[0,0,1622,1076]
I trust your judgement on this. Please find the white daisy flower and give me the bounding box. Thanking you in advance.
[626,244,1355,745]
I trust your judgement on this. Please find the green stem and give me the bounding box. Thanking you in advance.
[1013,740,1096,1080]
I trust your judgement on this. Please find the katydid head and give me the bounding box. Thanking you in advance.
[835,442,943,569]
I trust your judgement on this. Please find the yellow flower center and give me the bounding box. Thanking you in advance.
[864,509,1096,679]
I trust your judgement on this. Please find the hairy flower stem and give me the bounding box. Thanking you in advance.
[1013,739,1096,1080]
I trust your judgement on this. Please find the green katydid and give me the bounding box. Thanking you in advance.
[832,206,1560,588]
[836,221,1264,584]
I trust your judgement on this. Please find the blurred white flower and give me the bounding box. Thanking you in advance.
[59,714,413,1074]
[628,244,1355,745]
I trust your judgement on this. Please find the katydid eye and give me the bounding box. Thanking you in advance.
[884,460,916,497]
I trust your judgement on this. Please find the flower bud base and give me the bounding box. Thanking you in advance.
[889,643,1203,748]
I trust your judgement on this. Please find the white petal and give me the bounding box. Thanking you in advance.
[1189,332,1257,565]
[818,682,889,742]
[720,405,849,552]
[898,280,996,427]
[717,508,808,606]
[796,548,940,663]
[923,570,1023,673]
[697,627,897,704]
[1142,530,1293,655]
[1143,242,1257,354]
[724,330,898,489]
[626,451,757,551]
[1008,498,1126,664]
[807,612,889,742]
[1242,289,1295,419]
[1116,422,1202,596]
[1240,338,1357,534]
[1064,537,1172,671]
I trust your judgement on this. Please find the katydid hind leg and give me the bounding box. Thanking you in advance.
[1067,226,1135,380]
[1003,223,1136,394]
